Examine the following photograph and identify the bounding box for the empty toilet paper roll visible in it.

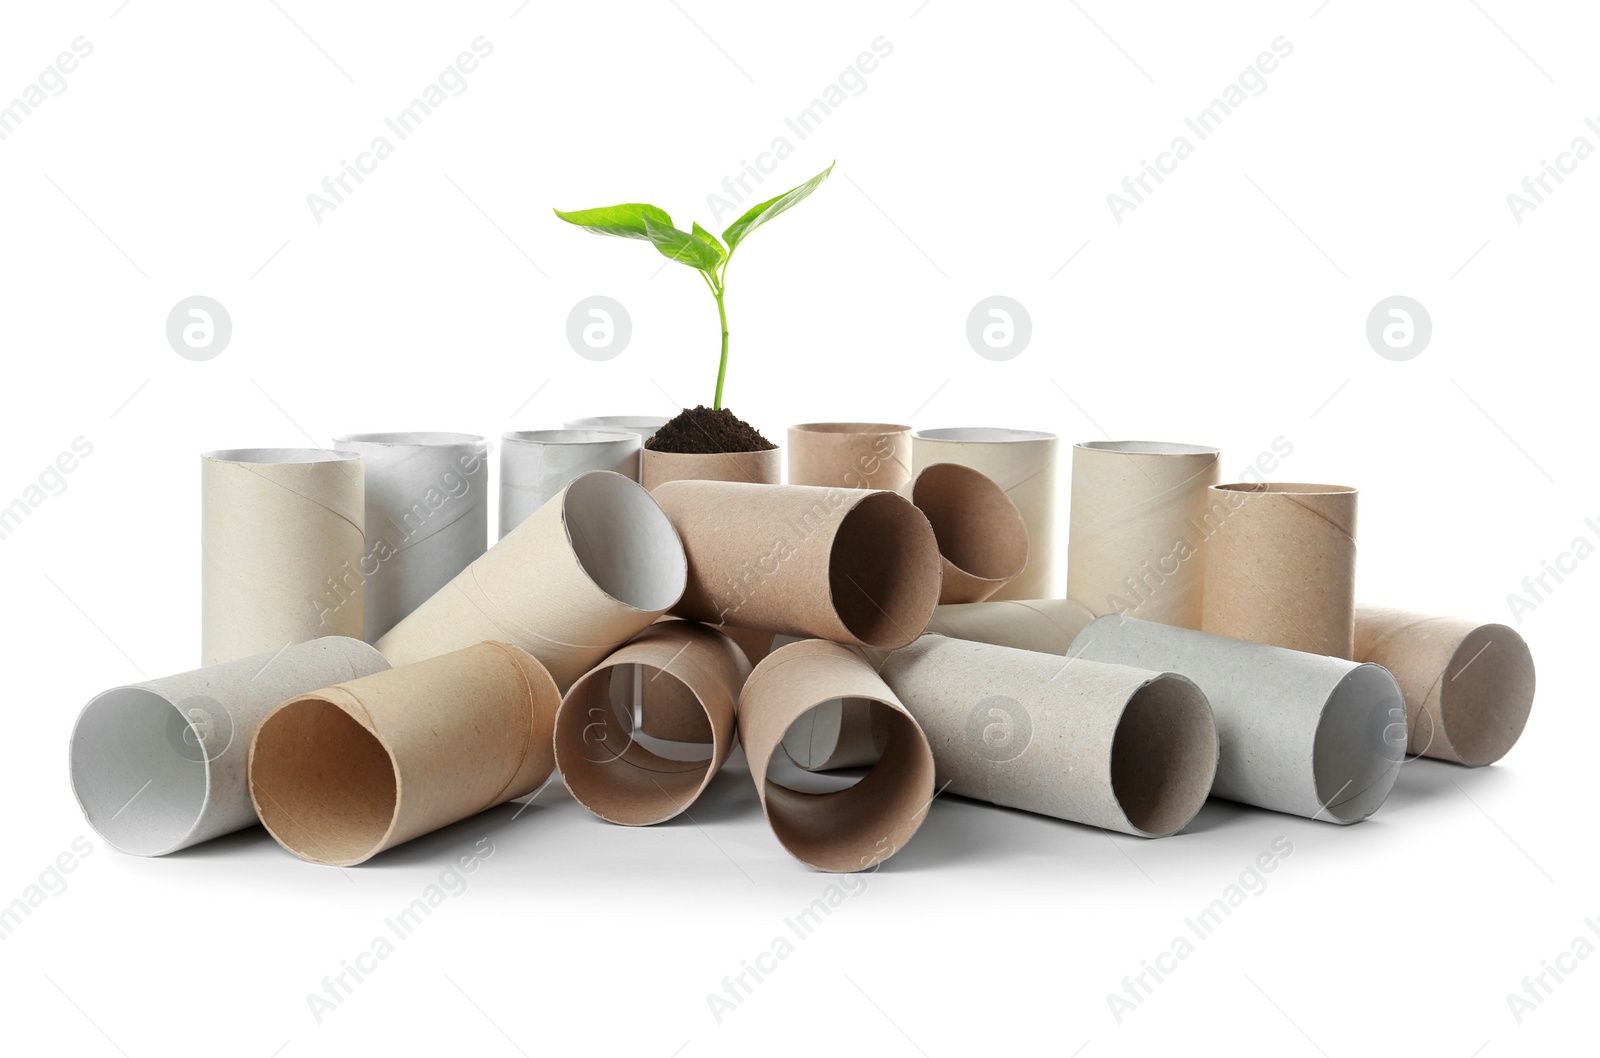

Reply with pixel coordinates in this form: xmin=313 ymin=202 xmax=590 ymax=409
xmin=554 ymin=622 xmax=751 ymax=825
xmin=1353 ymin=605 xmax=1536 ymax=766
xmin=925 ymin=598 xmax=1097 ymax=655
xmin=787 ymin=422 xmax=912 ymax=492
xmin=781 ymin=698 xmax=886 ymax=772
xmin=331 ymin=432 xmax=489 ymax=642
xmin=201 ymin=448 xmax=366 ymax=665
xmin=1067 ymin=441 xmax=1220 ymax=628
xmin=250 ymin=641 xmax=559 ymax=866
xmin=375 ymin=471 xmax=687 ymax=689
xmin=740 ymin=640 xmax=935 ymax=871
xmin=879 ymin=635 xmax=1217 ymax=837
xmin=69 ymin=637 xmax=389 ymax=856
xmin=635 ymin=618 xmax=772 ymax=742
xmin=908 ymin=462 xmax=1029 ymax=604
xmin=651 ymin=480 xmax=941 ymax=650
xmin=1201 ymin=482 xmax=1358 ymax=658
xmin=500 ymin=429 xmax=641 ymax=538
xmin=912 ymin=428 xmax=1058 ymax=600
xmin=1068 ymin=615 xmax=1404 ymax=823
xmin=564 ymin=415 xmax=670 ymax=440
xmin=640 ymin=447 xmax=781 ymax=491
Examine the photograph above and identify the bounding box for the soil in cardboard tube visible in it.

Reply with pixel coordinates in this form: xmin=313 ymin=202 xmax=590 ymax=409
xmin=645 ymin=406 xmax=777 ymax=454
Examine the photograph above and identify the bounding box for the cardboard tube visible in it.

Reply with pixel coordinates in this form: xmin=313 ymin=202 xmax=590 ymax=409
xmin=564 ymin=415 xmax=669 ymax=440
xmin=787 ymin=422 xmax=912 ymax=492
xmin=879 ymin=635 xmax=1216 ymax=837
xmin=1353 ymin=605 xmax=1535 ymax=766
xmin=1201 ymin=482 xmax=1358 ymax=658
xmin=925 ymin=598 xmax=1097 ymax=655
xmin=911 ymin=428 xmax=1058 ymax=600
xmin=740 ymin=640 xmax=935 ymax=871
xmin=201 ymin=448 xmax=365 ymax=665
xmin=1067 ymin=440 xmax=1220 ymax=628
xmin=1069 ymin=615 xmax=1404 ymax=823
xmin=640 ymin=447 xmax=781 ymax=491
xmin=331 ymin=432 xmax=489 ymax=642
xmin=375 ymin=471 xmax=687 ymax=689
xmin=250 ymin=641 xmax=559 ymax=866
xmin=636 ymin=619 xmax=772 ymax=742
xmin=500 ymin=429 xmax=641 ymax=538
xmin=554 ymin=622 xmax=750 ymax=825
xmin=651 ymin=480 xmax=941 ymax=649
xmin=68 ymin=637 xmax=390 ymax=857
xmin=908 ymin=462 xmax=1028 ymax=604
xmin=781 ymin=698 xmax=886 ymax=771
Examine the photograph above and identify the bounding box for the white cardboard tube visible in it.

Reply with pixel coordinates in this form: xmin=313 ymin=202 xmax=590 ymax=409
xmin=908 ymin=462 xmax=1029 ymax=604
xmin=787 ymin=422 xmax=913 ymax=492
xmin=1353 ymin=605 xmax=1535 ymax=766
xmin=563 ymin=415 xmax=670 ymax=439
xmin=331 ymin=432 xmax=489 ymax=642
xmin=925 ymin=598 xmax=1098 ymax=655
xmin=911 ymin=427 xmax=1058 ymax=600
xmin=739 ymin=640 xmax=935 ymax=872
xmin=68 ymin=637 xmax=389 ymax=856
xmin=1068 ymin=615 xmax=1404 ymax=823
xmin=554 ymin=622 xmax=750 ymax=825
xmin=375 ymin=471 xmax=687 ymax=689
xmin=201 ymin=448 xmax=366 ymax=665
xmin=250 ymin=642 xmax=559 ymax=866
xmin=500 ymin=429 xmax=641 ymax=539
xmin=1067 ymin=440 xmax=1220 ymax=627
xmin=879 ymin=635 xmax=1218 ymax=837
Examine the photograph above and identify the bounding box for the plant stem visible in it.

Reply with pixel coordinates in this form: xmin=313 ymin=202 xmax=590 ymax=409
xmin=712 ymin=275 xmax=729 ymax=410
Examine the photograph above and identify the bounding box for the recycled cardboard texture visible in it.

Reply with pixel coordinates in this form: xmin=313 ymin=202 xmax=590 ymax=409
xmin=555 ymin=622 xmax=751 ymax=825
xmin=1201 ymin=482 xmax=1358 ymax=658
xmin=375 ymin=471 xmax=687 ymax=690
xmin=641 ymin=447 xmax=781 ymax=491
xmin=1069 ymin=615 xmax=1404 ymax=823
xmin=781 ymin=697 xmax=886 ymax=771
xmin=1067 ymin=441 xmax=1220 ymax=628
xmin=331 ymin=432 xmax=489 ymax=642
xmin=739 ymin=640 xmax=934 ymax=871
xmin=250 ymin=641 xmax=559 ymax=866
xmin=69 ymin=637 xmax=390 ymax=857
xmin=880 ymin=635 xmax=1217 ymax=837
xmin=651 ymin=480 xmax=941 ymax=650
xmin=912 ymin=428 xmax=1058 ymax=600
xmin=787 ymin=422 xmax=912 ymax=492
xmin=636 ymin=618 xmax=771 ymax=742
xmin=500 ymin=429 xmax=641 ymax=539
xmin=1353 ymin=605 xmax=1535 ymax=766
xmin=925 ymin=598 xmax=1097 ymax=655
xmin=909 ymin=462 xmax=1029 ymax=604
xmin=201 ymin=448 xmax=365 ymax=665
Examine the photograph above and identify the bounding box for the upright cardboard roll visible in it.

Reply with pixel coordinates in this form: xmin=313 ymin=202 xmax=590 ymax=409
xmin=500 ymin=429 xmax=640 ymax=538
xmin=787 ymin=422 xmax=912 ymax=492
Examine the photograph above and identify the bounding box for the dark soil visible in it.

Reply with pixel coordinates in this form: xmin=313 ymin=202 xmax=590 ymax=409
xmin=645 ymin=406 xmax=777 ymax=454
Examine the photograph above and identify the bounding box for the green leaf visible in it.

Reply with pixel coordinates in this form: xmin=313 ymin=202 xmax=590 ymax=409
xmin=643 ymin=213 xmax=723 ymax=272
xmin=692 ymin=221 xmax=727 ymax=263
xmin=553 ymin=202 xmax=673 ymax=240
xmin=721 ymin=161 xmax=834 ymax=252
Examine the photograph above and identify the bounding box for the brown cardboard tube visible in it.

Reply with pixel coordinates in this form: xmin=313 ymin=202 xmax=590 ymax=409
xmin=879 ymin=635 xmax=1217 ymax=837
xmin=781 ymin=697 xmax=887 ymax=771
xmin=1067 ymin=440 xmax=1220 ymax=628
xmin=1353 ymin=605 xmax=1535 ymax=766
xmin=740 ymin=640 xmax=934 ymax=871
xmin=636 ymin=619 xmax=771 ymax=742
xmin=925 ymin=598 xmax=1097 ymax=655
xmin=640 ymin=448 xmax=781 ymax=491
xmin=1201 ymin=482 xmax=1358 ymax=658
xmin=374 ymin=471 xmax=686 ymax=689
xmin=787 ymin=423 xmax=912 ymax=492
xmin=908 ymin=462 xmax=1029 ymax=604
xmin=554 ymin=622 xmax=750 ymax=825
xmin=249 ymin=642 xmax=559 ymax=866
xmin=651 ymin=481 xmax=941 ymax=650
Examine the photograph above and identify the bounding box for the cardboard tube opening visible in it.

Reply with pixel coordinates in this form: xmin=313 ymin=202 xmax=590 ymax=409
xmin=912 ymin=462 xmax=1028 ymax=596
xmin=781 ymin=697 xmax=885 ymax=772
xmin=1110 ymin=676 xmax=1217 ymax=837
xmin=828 ymin=491 xmax=942 ymax=646
xmin=1438 ymin=625 xmax=1535 ymax=765
xmin=1314 ymin=664 xmax=1404 ymax=823
xmin=335 ymin=431 xmax=483 ymax=446
xmin=1215 ymin=482 xmax=1356 ymax=496
xmin=564 ymin=415 xmax=670 ymax=436
xmin=70 ymin=690 xmax=208 ymax=856
xmin=1078 ymin=440 xmax=1220 ymax=457
xmin=507 ymin=428 xmax=637 ymax=445
xmin=251 ymin=698 xmax=399 ymax=864
xmin=764 ymin=704 xmax=931 ymax=872
xmin=202 ymin=447 xmax=359 ymax=464
xmin=565 ymin=471 xmax=686 ymax=612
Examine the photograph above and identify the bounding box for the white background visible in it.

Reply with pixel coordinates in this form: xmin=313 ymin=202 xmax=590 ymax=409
xmin=2 ymin=1 xmax=1595 ymax=1055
